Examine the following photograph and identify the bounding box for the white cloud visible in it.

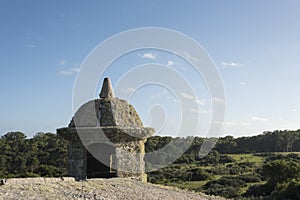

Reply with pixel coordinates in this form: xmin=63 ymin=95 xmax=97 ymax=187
xmin=59 ymin=59 xmax=66 ymax=65
xmin=240 ymin=82 xmax=245 ymax=85
xmin=139 ymin=52 xmax=156 ymax=59
xmin=251 ymin=116 xmax=269 ymax=122
xmin=214 ymin=120 xmax=250 ymax=127
xmin=180 ymin=92 xmax=194 ymax=100
xmin=150 ymin=91 xmax=177 ymax=103
xmin=212 ymin=97 xmax=225 ymax=104
xmin=182 ymin=51 xmax=199 ymax=62
xmin=289 ymin=108 xmax=297 ymax=112
xmin=173 ymin=98 xmax=179 ymax=103
xmin=190 ymin=108 xmax=209 ymax=115
xmin=181 ymin=92 xmax=205 ymax=105
xmin=167 ymin=60 xmax=175 ymax=66
xmin=225 ymin=121 xmax=250 ymax=127
xmin=120 ymin=87 xmax=135 ymax=93
xmin=195 ymin=98 xmax=206 ymax=106
xmin=221 ymin=62 xmax=243 ymax=68
xmin=25 ymin=44 xmax=36 ymax=48
xmin=190 ymin=108 xmax=198 ymax=113
xmin=59 ymin=67 xmax=80 ymax=75
xmin=72 ymin=68 xmax=80 ymax=72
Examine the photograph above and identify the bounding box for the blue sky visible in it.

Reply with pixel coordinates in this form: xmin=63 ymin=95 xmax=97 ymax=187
xmin=0 ymin=0 xmax=300 ymax=137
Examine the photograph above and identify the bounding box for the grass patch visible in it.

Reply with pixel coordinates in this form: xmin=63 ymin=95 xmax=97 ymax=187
xmin=228 ymin=154 xmax=265 ymax=165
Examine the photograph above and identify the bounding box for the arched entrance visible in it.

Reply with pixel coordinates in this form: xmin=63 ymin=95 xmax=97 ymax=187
xmin=86 ymin=143 xmax=117 ymax=178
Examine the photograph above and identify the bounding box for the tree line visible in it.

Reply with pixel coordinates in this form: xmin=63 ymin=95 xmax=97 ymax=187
xmin=0 ymin=129 xmax=300 ymax=199
xmin=0 ymin=132 xmax=67 ymax=178
xmin=145 ymin=129 xmax=300 ymax=165
xmin=0 ymin=129 xmax=299 ymax=178
xmin=148 ymin=129 xmax=300 ymax=154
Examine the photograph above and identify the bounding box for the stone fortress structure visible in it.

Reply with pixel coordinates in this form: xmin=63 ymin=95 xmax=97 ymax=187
xmin=57 ymin=78 xmax=155 ymax=182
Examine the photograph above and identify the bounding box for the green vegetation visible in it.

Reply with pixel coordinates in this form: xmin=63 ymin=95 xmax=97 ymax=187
xmin=147 ymin=151 xmax=300 ymax=199
xmin=0 ymin=132 xmax=67 ymax=178
xmin=145 ymin=129 xmax=300 ymax=199
xmin=1 ymin=129 xmax=300 ymax=199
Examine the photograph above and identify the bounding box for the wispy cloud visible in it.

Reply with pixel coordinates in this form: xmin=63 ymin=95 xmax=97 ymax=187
xmin=120 ymin=87 xmax=135 ymax=93
xmin=25 ymin=44 xmax=37 ymax=48
xmin=212 ymin=97 xmax=225 ymax=104
xmin=190 ymin=108 xmax=198 ymax=114
xmin=195 ymin=98 xmax=206 ymax=105
xmin=139 ymin=52 xmax=156 ymax=59
xmin=180 ymin=92 xmax=206 ymax=105
xmin=190 ymin=108 xmax=210 ymax=114
xmin=181 ymin=92 xmax=194 ymax=100
xmin=150 ymin=90 xmax=173 ymax=101
xmin=213 ymin=120 xmax=249 ymax=127
xmin=182 ymin=51 xmax=199 ymax=62
xmin=224 ymin=121 xmax=250 ymax=127
xmin=221 ymin=62 xmax=243 ymax=68
xmin=167 ymin=60 xmax=175 ymax=66
xmin=59 ymin=68 xmax=80 ymax=75
xmin=59 ymin=59 xmax=66 ymax=65
xmin=239 ymin=82 xmax=246 ymax=86
xmin=251 ymin=116 xmax=269 ymax=122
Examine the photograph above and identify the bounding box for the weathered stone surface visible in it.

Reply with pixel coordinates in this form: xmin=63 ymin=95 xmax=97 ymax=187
xmin=1 ymin=177 xmax=75 ymax=185
xmin=100 ymin=77 xmax=115 ymax=98
xmin=57 ymin=78 xmax=155 ymax=182
xmin=68 ymin=98 xmax=143 ymax=128
xmin=0 ymin=178 xmax=224 ymax=200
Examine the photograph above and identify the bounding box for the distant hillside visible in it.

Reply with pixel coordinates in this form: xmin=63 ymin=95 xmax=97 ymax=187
xmin=0 ymin=177 xmax=224 ymax=200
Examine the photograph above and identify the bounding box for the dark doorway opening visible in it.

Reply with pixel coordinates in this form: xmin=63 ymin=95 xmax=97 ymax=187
xmin=86 ymin=143 xmax=117 ymax=178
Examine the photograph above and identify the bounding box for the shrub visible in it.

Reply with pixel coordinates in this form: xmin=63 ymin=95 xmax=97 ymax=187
xmin=203 ymin=176 xmax=246 ymax=198
xmin=34 ymin=165 xmax=66 ymax=177
xmin=15 ymin=172 xmax=40 ymax=178
xmin=219 ymin=154 xmax=235 ymax=163
xmin=237 ymin=173 xmax=262 ymax=183
xmin=244 ymin=183 xmax=274 ymax=197
xmin=188 ymin=168 xmax=212 ymax=181
xmin=266 ymin=179 xmax=300 ymax=200
xmin=262 ymin=160 xmax=300 ymax=184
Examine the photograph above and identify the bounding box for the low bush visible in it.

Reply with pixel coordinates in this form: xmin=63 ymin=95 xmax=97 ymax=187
xmin=203 ymin=176 xmax=246 ymax=198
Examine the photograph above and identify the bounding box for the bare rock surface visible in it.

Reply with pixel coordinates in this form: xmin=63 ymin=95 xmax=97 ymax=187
xmin=0 ymin=178 xmax=224 ymax=200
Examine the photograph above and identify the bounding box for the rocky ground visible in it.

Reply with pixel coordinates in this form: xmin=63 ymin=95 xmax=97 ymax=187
xmin=0 ymin=177 xmax=224 ymax=200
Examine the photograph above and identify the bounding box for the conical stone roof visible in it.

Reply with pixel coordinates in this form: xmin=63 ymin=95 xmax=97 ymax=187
xmin=69 ymin=78 xmax=143 ymax=128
